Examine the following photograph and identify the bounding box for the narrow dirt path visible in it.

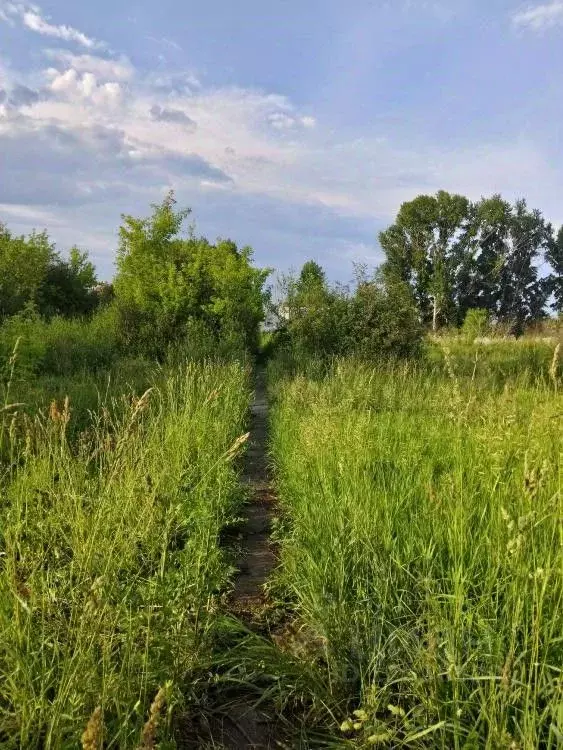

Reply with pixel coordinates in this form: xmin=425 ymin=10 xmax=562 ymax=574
xmin=230 ymin=369 xmax=277 ymax=620
xmin=200 ymin=369 xmax=282 ymax=749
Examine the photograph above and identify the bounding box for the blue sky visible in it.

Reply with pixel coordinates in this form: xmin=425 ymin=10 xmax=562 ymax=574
xmin=1 ymin=0 xmax=562 ymax=280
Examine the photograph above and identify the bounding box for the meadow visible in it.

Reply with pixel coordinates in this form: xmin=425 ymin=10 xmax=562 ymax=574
xmin=269 ymin=344 xmax=562 ymax=747
xmin=0 ymin=353 xmax=250 ymax=748
xmin=1 ymin=196 xmax=562 ymax=747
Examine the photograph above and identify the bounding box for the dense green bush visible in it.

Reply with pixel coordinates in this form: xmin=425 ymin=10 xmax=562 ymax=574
xmin=114 ymin=193 xmax=270 ymax=359
xmin=273 ymin=262 xmax=423 ymax=367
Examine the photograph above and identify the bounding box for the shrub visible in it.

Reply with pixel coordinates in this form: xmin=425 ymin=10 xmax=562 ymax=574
xmin=461 ymin=308 xmax=490 ymax=340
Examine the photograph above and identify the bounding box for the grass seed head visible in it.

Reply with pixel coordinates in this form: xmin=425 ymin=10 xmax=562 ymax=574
xmin=225 ymin=431 xmax=250 ymax=461
xmin=138 ymin=685 xmax=168 ymax=749
xmin=548 ymin=342 xmax=560 ymax=384
xmin=81 ymin=706 xmax=103 ymax=750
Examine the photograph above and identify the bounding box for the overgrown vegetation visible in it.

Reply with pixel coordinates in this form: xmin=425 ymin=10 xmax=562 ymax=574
xmin=1 ymin=188 xmax=562 ymax=748
xmin=0 ymin=360 xmax=250 ymax=748
xmin=269 ymin=351 xmax=562 ymax=748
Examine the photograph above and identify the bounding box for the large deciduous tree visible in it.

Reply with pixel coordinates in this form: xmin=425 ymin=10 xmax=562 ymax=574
xmin=379 ymin=191 xmax=470 ymax=329
xmin=380 ymin=193 xmax=554 ymax=332
xmin=459 ymin=197 xmax=551 ymax=333
xmin=0 ymin=223 xmax=54 ymax=319
xmin=0 ymin=223 xmax=98 ymax=321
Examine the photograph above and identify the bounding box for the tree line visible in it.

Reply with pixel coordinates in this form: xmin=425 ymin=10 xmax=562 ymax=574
xmin=1 ymin=190 xmax=561 ymax=371
xmin=0 ymin=193 xmax=269 ymax=367
xmin=380 ymin=191 xmax=563 ymax=333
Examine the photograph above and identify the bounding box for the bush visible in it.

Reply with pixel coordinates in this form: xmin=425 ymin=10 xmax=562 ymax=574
xmin=274 ymin=264 xmax=423 ymax=369
xmin=461 ymin=308 xmax=490 ymax=340
xmin=0 ymin=308 xmax=47 ymax=381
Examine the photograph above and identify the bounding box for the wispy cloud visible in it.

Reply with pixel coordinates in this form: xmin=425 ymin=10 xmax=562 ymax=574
xmin=1 ymin=3 xmax=104 ymax=48
xmin=22 ymin=9 xmax=100 ymax=47
xmin=512 ymin=1 xmax=563 ymax=30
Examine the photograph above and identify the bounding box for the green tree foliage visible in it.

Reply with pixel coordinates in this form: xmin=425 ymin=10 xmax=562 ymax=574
xmin=113 ymin=193 xmax=270 ymax=357
xmin=0 ymin=222 xmax=98 ymax=320
xmin=0 ymin=223 xmax=53 ymax=319
xmin=278 ymin=261 xmax=422 ymax=362
xmin=281 ymin=261 xmax=348 ymax=359
xmin=349 ymin=271 xmax=423 ymax=359
xmin=380 ymin=192 xmax=554 ymax=332
xmin=546 ymin=226 xmax=563 ymax=314
xmin=461 ymin=197 xmax=551 ymax=333
xmin=379 ymin=191 xmax=470 ymax=329
xmin=40 ymin=247 xmax=98 ymax=317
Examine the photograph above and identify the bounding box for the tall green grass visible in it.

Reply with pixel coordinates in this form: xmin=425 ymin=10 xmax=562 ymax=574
xmin=270 ymin=355 xmax=562 ymax=748
xmin=0 ymin=360 xmax=250 ymax=748
xmin=0 ymin=307 xmax=122 ymax=380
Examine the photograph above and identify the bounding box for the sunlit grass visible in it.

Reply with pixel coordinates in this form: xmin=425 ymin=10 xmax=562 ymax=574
xmin=270 ymin=353 xmax=563 ymax=748
xmin=0 ymin=360 xmax=250 ymax=748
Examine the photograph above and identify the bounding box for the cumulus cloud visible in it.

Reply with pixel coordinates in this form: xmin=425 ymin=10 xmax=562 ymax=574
xmin=2 ymin=0 xmax=562 ymax=278
xmin=47 ymin=68 xmax=122 ymax=105
xmin=0 ymin=118 xmax=231 ymax=213
xmin=149 ymin=104 xmax=197 ymax=128
xmin=512 ymin=1 xmax=563 ymax=30
xmin=44 ymin=50 xmax=133 ymax=81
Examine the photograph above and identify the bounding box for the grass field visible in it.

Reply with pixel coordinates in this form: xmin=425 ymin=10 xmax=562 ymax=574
xmin=0 ymin=360 xmax=250 ymax=748
xmin=1 ymin=335 xmax=561 ymax=748
xmin=270 ymin=349 xmax=562 ymax=747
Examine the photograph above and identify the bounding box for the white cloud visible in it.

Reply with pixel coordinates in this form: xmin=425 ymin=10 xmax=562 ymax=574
xmin=512 ymin=1 xmax=563 ymax=30
xmin=301 ymin=116 xmax=316 ymax=128
xmin=2 ymin=10 xmax=562 ymax=274
xmin=267 ymin=111 xmax=297 ymax=129
xmin=44 ymin=50 xmax=133 ymax=80
xmin=47 ymin=68 xmax=122 ymax=105
xmin=11 ymin=63 xmax=562 ymax=228
xmin=22 ymin=9 xmax=102 ymax=48
xmin=267 ymin=111 xmax=317 ymax=130
xmin=1 ymin=3 xmax=104 ymax=48
xmin=0 ymin=202 xmax=64 ymax=225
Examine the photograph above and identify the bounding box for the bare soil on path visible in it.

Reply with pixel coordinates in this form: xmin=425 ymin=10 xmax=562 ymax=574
xmin=230 ymin=370 xmax=277 ymax=619
xmin=201 ymin=369 xmax=283 ymax=749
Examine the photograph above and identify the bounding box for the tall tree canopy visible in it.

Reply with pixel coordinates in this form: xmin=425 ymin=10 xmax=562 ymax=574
xmin=379 ymin=190 xmax=470 ymax=329
xmin=380 ymin=192 xmax=555 ymax=332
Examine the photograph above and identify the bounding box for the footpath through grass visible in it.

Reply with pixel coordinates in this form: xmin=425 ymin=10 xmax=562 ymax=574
xmin=269 ymin=355 xmax=562 ymax=748
xmin=0 ymin=360 xmax=250 ymax=748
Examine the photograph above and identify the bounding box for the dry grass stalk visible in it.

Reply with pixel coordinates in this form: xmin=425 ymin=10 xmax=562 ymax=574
xmin=137 ymin=686 xmax=168 ymax=750
xmin=549 ymin=343 xmax=560 ymax=386
xmin=81 ymin=706 xmax=103 ymax=750
xmin=225 ymin=431 xmax=250 ymax=461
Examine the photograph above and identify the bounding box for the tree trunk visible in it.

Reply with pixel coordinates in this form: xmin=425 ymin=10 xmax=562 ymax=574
xmin=432 ymin=295 xmax=438 ymax=332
